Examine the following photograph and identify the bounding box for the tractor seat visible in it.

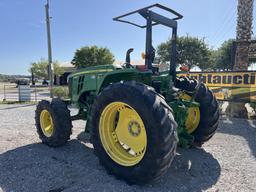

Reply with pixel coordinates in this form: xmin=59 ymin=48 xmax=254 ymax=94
xmin=136 ymin=65 xmax=147 ymax=71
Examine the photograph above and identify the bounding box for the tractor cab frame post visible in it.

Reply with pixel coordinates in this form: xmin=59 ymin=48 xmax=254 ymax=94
xmin=113 ymin=3 xmax=183 ymax=80
xmin=170 ymin=27 xmax=177 ymax=81
xmin=144 ymin=10 xmax=153 ymax=70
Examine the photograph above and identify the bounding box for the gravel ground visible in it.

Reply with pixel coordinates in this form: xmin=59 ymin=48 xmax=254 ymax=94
xmin=0 ymin=104 xmax=255 ymax=192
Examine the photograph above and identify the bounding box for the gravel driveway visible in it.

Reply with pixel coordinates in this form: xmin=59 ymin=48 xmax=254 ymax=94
xmin=0 ymin=104 xmax=255 ymax=192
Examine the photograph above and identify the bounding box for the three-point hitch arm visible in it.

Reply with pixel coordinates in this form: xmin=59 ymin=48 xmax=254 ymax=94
xmin=113 ymin=3 xmax=183 ymax=81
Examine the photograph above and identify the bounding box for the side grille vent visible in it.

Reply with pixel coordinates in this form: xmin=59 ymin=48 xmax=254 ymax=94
xmin=77 ymin=76 xmax=85 ymax=94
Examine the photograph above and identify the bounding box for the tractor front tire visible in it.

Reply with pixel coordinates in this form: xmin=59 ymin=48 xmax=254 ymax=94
xmin=91 ymin=81 xmax=178 ymax=184
xmin=175 ymin=77 xmax=219 ymax=146
xmin=35 ymin=98 xmax=72 ymax=147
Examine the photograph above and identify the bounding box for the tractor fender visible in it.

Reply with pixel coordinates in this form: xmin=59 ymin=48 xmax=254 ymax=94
xmin=96 ymin=70 xmax=152 ymax=94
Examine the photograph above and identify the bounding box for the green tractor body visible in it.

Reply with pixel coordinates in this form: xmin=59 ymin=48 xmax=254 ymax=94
xmin=68 ymin=63 xmax=202 ymax=147
xmin=68 ymin=65 xmax=172 ymax=106
xmin=68 ymin=65 xmax=152 ymax=106
xmin=35 ymin=4 xmax=219 ymax=184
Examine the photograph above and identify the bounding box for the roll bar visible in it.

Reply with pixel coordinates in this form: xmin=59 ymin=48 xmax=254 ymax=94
xmin=113 ymin=4 xmax=183 ymax=80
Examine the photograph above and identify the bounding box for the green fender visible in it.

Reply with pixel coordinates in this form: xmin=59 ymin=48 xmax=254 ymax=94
xmin=96 ymin=69 xmax=152 ymax=94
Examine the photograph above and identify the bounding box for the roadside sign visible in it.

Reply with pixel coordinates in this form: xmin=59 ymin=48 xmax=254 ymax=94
xmin=178 ymin=71 xmax=256 ymax=103
xmin=18 ymin=85 xmax=31 ymax=102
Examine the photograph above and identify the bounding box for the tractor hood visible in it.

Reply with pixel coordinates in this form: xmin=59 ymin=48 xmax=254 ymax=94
xmin=67 ymin=64 xmax=122 ymax=84
xmin=68 ymin=65 xmax=117 ymax=79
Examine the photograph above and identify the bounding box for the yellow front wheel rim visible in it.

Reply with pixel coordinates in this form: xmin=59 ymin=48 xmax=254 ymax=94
xmin=186 ymin=106 xmax=200 ymax=134
xmin=40 ymin=110 xmax=54 ymax=137
xmin=181 ymin=94 xmax=201 ymax=134
xmin=99 ymin=102 xmax=147 ymax=167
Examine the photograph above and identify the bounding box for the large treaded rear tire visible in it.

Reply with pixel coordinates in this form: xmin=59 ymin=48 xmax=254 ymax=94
xmin=35 ymin=98 xmax=72 ymax=147
xmin=91 ymin=81 xmax=178 ymax=184
xmin=175 ymin=76 xmax=219 ymax=146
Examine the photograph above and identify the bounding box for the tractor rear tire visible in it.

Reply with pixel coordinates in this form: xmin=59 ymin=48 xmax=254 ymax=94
xmin=175 ymin=76 xmax=219 ymax=146
xmin=35 ymin=98 xmax=72 ymax=147
xmin=91 ymin=81 xmax=178 ymax=184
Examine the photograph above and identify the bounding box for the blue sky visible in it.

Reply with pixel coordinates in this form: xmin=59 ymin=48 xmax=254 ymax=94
xmin=0 ymin=0 xmax=255 ymax=75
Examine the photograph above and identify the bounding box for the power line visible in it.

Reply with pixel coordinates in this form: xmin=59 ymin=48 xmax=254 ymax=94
xmin=211 ymin=1 xmax=237 ymax=47
xmin=211 ymin=2 xmax=236 ymax=41
xmin=214 ymin=9 xmax=237 ymax=46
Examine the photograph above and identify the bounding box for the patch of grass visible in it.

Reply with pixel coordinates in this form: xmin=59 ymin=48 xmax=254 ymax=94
xmin=0 ymin=100 xmax=37 ymax=105
xmin=52 ymin=86 xmax=69 ymax=99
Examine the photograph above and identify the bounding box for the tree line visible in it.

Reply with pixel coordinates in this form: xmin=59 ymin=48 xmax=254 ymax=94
xmin=157 ymin=36 xmax=236 ymax=71
xmin=29 ymin=35 xmax=254 ymax=79
xmin=29 ymin=46 xmax=115 ymax=79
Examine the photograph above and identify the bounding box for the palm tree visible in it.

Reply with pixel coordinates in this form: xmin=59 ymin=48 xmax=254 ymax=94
xmin=229 ymin=0 xmax=254 ymax=118
xmin=234 ymin=0 xmax=254 ymax=70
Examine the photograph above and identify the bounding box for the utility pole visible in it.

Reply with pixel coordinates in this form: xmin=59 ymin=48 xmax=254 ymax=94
xmin=45 ymin=0 xmax=54 ymax=98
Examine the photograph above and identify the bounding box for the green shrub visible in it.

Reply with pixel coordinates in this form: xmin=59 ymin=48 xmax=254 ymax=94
xmin=52 ymin=86 xmax=69 ymax=99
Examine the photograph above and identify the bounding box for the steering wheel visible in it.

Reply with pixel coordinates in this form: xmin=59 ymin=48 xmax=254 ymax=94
xmin=123 ymin=62 xmax=135 ymax=68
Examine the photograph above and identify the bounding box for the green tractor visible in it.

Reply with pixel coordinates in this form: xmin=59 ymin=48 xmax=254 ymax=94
xmin=35 ymin=4 xmax=219 ymax=184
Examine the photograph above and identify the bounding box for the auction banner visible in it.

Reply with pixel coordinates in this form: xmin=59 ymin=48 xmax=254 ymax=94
xmin=178 ymin=71 xmax=256 ymax=103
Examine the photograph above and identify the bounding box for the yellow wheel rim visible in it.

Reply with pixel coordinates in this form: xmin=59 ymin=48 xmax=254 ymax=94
xmin=40 ymin=109 xmax=54 ymax=137
xmin=99 ymin=102 xmax=147 ymax=167
xmin=180 ymin=94 xmax=200 ymax=134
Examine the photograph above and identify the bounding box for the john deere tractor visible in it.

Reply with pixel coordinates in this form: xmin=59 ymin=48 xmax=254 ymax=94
xmin=35 ymin=4 xmax=219 ymax=184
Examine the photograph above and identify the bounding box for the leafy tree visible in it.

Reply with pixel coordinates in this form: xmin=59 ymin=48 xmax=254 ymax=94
xmin=29 ymin=59 xmax=64 ymax=79
xmin=157 ymin=35 xmax=211 ymax=70
xmin=211 ymin=39 xmax=234 ymax=71
xmin=71 ymin=46 xmax=115 ymax=68
xmin=212 ymin=38 xmax=256 ymax=71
